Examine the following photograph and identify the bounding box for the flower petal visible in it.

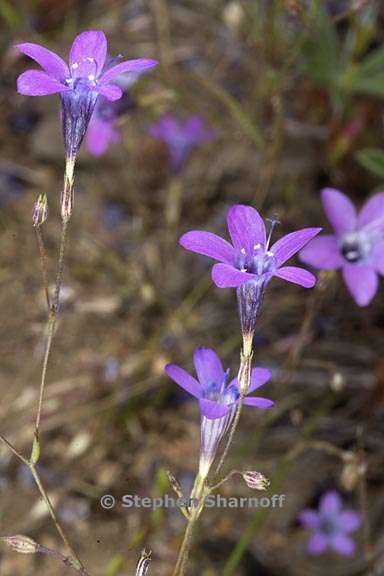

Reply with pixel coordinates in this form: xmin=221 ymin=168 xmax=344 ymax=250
xmin=371 ymin=239 xmax=384 ymax=275
xmin=299 ymin=510 xmax=321 ymax=529
xmin=271 ymin=228 xmax=322 ymax=267
xmin=179 ymin=231 xmax=235 ymax=264
xmin=229 ymin=368 xmax=272 ymax=394
xmin=16 ymin=42 xmax=69 ymax=80
xmin=69 ymin=30 xmax=107 ymax=77
xmin=95 ymin=84 xmax=122 ymax=101
xmin=193 ymin=348 xmax=224 ymax=388
xmin=226 ymin=205 xmax=266 ymax=253
xmin=212 ymin=263 xmax=256 ymax=288
xmin=184 ymin=116 xmax=216 ymax=142
xmin=274 ymin=266 xmax=317 ymax=288
xmin=243 ymin=396 xmax=274 ymax=409
xmin=339 ymin=511 xmax=361 ymax=533
xmin=321 ymin=188 xmax=357 ymax=234
xmin=86 ymin=118 xmax=120 ymax=157
xmin=320 ymin=490 xmax=342 ymax=516
xmin=199 ymin=398 xmax=231 ymax=419
xmin=248 ymin=368 xmax=272 ymax=393
xmin=329 ymin=534 xmax=355 ymax=556
xmin=165 ymin=364 xmax=201 ymax=398
xmin=307 ymin=532 xmax=327 ymax=555
xmin=100 ymin=59 xmax=158 ymax=84
xmin=358 ymin=191 xmax=384 ymax=229
xmin=17 ymin=70 xmax=69 ymax=96
xmin=299 ymin=234 xmax=344 ymax=270
xmin=342 ymin=264 xmax=378 ymax=306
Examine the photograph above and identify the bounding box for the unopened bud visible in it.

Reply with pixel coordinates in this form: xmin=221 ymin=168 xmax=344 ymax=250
xmin=136 ymin=549 xmax=151 ymax=576
xmin=1 ymin=535 xmax=39 ymax=555
xmin=32 ymin=194 xmax=48 ymax=227
xmin=242 ymin=471 xmax=270 ymax=490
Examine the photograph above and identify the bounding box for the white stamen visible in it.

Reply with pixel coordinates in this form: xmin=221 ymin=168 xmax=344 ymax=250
xmin=266 ymin=250 xmax=274 ymax=257
xmin=240 ymin=248 xmax=246 ymax=254
xmin=88 ymin=74 xmax=95 ymax=81
xmin=86 ymin=57 xmax=95 ymax=63
xmin=71 ymin=62 xmax=79 ymax=69
xmin=253 ymin=243 xmax=261 ymax=250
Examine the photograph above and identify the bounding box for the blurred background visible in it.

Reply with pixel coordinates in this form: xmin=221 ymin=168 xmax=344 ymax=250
xmin=1 ymin=0 xmax=384 ymax=574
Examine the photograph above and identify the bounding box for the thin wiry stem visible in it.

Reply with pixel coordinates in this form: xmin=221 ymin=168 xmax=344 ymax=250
xmin=35 ymin=226 xmax=51 ymax=311
xmin=0 ymin=433 xmax=28 ymax=465
xmin=214 ymin=345 xmax=252 ymax=477
xmin=172 ymin=474 xmax=208 ymax=576
xmin=29 ymin=465 xmax=89 ymax=575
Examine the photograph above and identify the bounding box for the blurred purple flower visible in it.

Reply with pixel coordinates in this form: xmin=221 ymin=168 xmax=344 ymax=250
xmin=180 ymin=204 xmax=321 ymax=335
xmin=165 ymin=347 xmax=273 ymax=474
xmin=16 ymin=31 xmax=157 ymax=158
xmin=300 ymin=490 xmax=361 ymax=556
xmin=300 ymin=188 xmax=384 ymax=306
xmin=149 ymin=114 xmax=215 ymax=173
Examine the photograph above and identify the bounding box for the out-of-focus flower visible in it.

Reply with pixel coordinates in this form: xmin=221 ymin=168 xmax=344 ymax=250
xmin=148 ymin=114 xmax=215 ymax=173
xmin=165 ymin=348 xmax=273 ymax=476
xmin=180 ymin=204 xmax=320 ymax=335
xmin=299 ymin=490 xmax=361 ymax=556
xmin=300 ymin=188 xmax=384 ymax=306
xmin=242 ymin=471 xmax=270 ymax=490
xmin=16 ymin=31 xmax=157 ymax=158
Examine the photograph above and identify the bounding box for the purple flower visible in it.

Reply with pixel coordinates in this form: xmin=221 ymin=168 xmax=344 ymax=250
xmin=179 ymin=205 xmax=321 ymax=335
xmin=165 ymin=347 xmax=273 ymax=418
xmin=16 ymin=31 xmax=157 ymax=158
xmin=165 ymin=347 xmax=273 ymax=475
xmin=300 ymin=490 xmax=361 ymax=556
xmin=149 ymin=114 xmax=215 ymax=173
xmin=299 ymin=188 xmax=384 ymax=306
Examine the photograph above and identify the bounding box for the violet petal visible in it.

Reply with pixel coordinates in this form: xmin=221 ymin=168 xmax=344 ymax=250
xmin=342 ymin=264 xmax=378 ymax=306
xmin=165 ymin=364 xmax=201 ymax=398
xmin=271 ymin=228 xmax=322 ymax=267
xmin=226 ymin=204 xmax=266 ymax=253
xmin=299 ymin=510 xmax=320 ymax=529
xmin=358 ymin=191 xmax=384 ymax=229
xmin=179 ymin=231 xmax=235 ymax=264
xmin=16 ymin=42 xmax=69 ymax=80
xmin=212 ymin=263 xmax=255 ymax=288
xmin=299 ymin=234 xmax=344 ymax=270
xmin=100 ymin=59 xmax=158 ymax=85
xmin=274 ymin=265 xmax=317 ymax=288
xmin=339 ymin=511 xmax=361 ymax=533
xmin=321 ymin=188 xmax=357 ymax=234
xmin=193 ymin=348 xmax=224 ymax=388
xmin=69 ymin=31 xmax=107 ymax=78
xmin=95 ymin=84 xmax=122 ymax=101
xmin=17 ymin=70 xmax=70 ymax=96
xmin=319 ymin=490 xmax=342 ymax=516
xmin=307 ymin=532 xmax=327 ymax=555
xmin=243 ymin=397 xmax=274 ymax=409
xmin=371 ymin=239 xmax=384 ymax=275
xmin=199 ymin=398 xmax=231 ymax=419
xmin=329 ymin=534 xmax=355 ymax=556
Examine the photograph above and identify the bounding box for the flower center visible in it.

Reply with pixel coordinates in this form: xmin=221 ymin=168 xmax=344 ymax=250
xmin=204 ymin=375 xmax=239 ymax=406
xmin=340 ymin=231 xmax=370 ymax=263
xmin=66 ymin=58 xmax=100 ymax=89
xmin=237 ymin=244 xmax=276 ymax=276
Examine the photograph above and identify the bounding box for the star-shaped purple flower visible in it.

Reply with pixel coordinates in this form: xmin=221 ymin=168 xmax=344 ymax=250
xmin=165 ymin=347 xmax=273 ymax=419
xmin=16 ymin=31 xmax=157 ymax=158
xmin=149 ymin=114 xmax=215 ymax=173
xmin=179 ymin=205 xmax=321 ymax=335
xmin=299 ymin=188 xmax=384 ymax=306
xmin=300 ymin=490 xmax=361 ymax=556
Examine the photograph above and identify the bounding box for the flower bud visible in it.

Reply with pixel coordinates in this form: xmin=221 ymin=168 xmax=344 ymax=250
xmin=1 ymin=535 xmax=39 ymax=554
xmin=242 ymin=471 xmax=270 ymax=490
xmin=136 ymin=549 xmax=151 ymax=576
xmin=32 ymin=194 xmax=48 ymax=227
